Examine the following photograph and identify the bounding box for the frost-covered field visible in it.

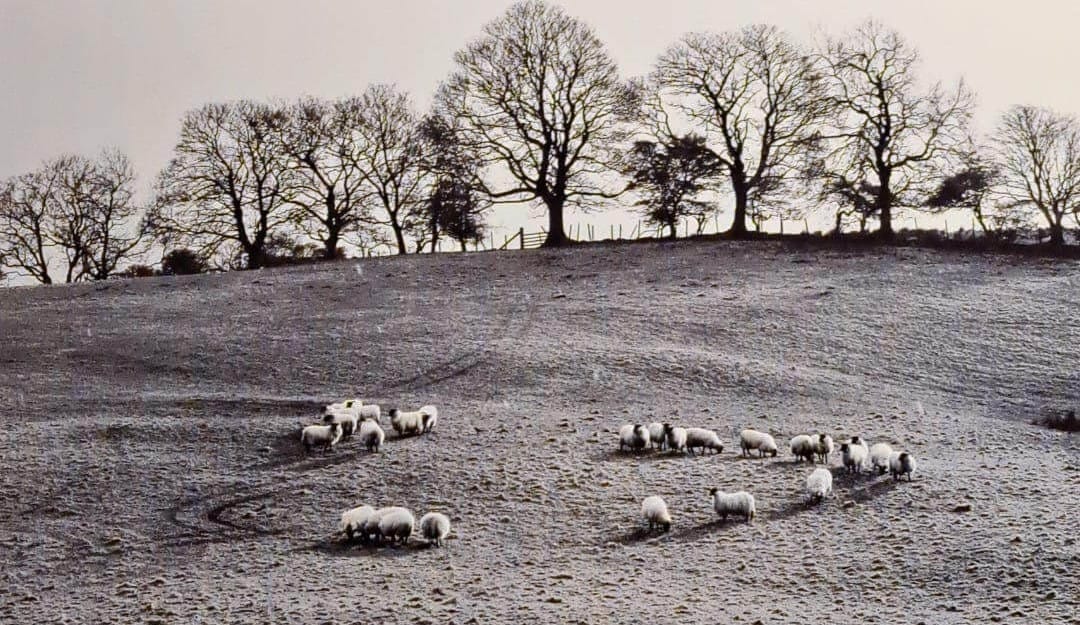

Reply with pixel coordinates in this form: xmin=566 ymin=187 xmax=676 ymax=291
xmin=0 ymin=240 xmax=1077 ymax=624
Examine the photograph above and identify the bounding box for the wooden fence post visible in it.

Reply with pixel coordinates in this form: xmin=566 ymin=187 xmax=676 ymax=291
xmin=519 ymin=227 xmax=525 ymax=250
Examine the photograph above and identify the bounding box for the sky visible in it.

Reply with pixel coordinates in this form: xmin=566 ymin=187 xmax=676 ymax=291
xmin=1 ymin=0 xmax=1079 ymax=250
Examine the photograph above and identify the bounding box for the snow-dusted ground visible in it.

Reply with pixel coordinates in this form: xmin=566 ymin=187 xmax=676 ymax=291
xmin=1 ymin=240 xmax=1077 ymax=624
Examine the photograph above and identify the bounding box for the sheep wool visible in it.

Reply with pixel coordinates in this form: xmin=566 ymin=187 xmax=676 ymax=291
xmin=323 ymin=408 xmax=360 ymax=438
xmin=419 ymin=512 xmax=451 ymax=547
xmin=619 ymin=424 xmax=650 ymax=452
xmin=790 ymin=435 xmax=816 ymax=463
xmin=647 ymin=422 xmax=666 ymax=450
xmin=840 ymin=441 xmax=869 ymax=474
xmin=641 ymin=496 xmax=672 ymax=532
xmin=806 ymin=468 xmax=833 ymax=504
xmin=389 ymin=408 xmax=426 ymax=436
xmin=340 ymin=505 xmax=376 ymax=542
xmin=300 ymin=423 xmax=341 ymax=452
xmin=419 ymin=405 xmax=438 ymax=433
xmin=664 ymin=424 xmax=688 ymax=454
xmin=869 ymin=443 xmax=894 ymax=475
xmin=377 ymin=507 xmax=415 ymax=545
xmin=685 ymin=427 xmax=724 ymax=456
xmin=889 ymin=452 xmax=917 ymax=481
xmin=814 ymin=434 xmax=835 ymax=464
xmin=740 ymin=429 xmax=779 ymax=458
xmin=359 ymin=419 xmax=385 ymax=453
xmin=710 ymin=488 xmax=756 ymax=522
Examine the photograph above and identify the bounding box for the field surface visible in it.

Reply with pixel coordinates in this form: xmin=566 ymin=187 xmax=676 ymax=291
xmin=1 ymin=240 xmax=1078 ymax=624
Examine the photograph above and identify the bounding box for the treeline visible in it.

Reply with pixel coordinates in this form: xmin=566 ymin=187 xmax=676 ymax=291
xmin=2 ymin=2 xmax=1079 ymax=283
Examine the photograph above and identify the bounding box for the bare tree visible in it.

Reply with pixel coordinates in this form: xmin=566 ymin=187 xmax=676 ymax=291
xmin=623 ymin=133 xmax=721 ymax=239
xmin=82 ymin=150 xmax=145 ymax=280
xmin=820 ymin=21 xmax=974 ymax=239
xmin=345 ymin=85 xmax=427 ymax=255
xmin=0 ymin=168 xmax=58 ymax=284
xmin=993 ymin=106 xmax=1080 ymax=246
xmin=280 ymin=97 xmax=375 ymax=259
xmin=413 ymin=114 xmax=490 ymax=253
xmin=651 ymin=25 xmax=831 ymax=238
xmin=928 ymin=154 xmax=1029 ymax=241
xmin=146 ymin=101 xmax=294 ymax=270
xmin=436 ymin=0 xmax=632 ymax=247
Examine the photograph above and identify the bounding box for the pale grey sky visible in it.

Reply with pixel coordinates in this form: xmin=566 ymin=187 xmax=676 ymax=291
xmin=1 ymin=0 xmax=1078 ymax=241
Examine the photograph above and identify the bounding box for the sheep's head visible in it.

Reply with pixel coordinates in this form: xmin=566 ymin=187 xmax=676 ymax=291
xmin=662 ymin=423 xmax=673 ymax=433
xmin=818 ymin=433 xmax=828 ymax=442
xmin=899 ymin=452 xmax=909 ymax=461
xmin=769 ymin=449 xmax=777 ymax=457
xmin=708 ymin=487 xmax=718 ymax=496
xmin=851 ymin=436 xmax=861 ymax=445
xmin=388 ymin=408 xmax=399 ymax=418
xmin=322 ymin=413 xmax=334 ymax=423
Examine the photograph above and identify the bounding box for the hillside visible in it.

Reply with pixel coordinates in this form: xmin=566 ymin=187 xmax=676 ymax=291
xmin=1 ymin=240 xmax=1078 ymax=624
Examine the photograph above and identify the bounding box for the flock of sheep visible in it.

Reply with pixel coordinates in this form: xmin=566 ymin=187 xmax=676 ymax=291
xmin=623 ymin=422 xmax=919 ymax=533
xmin=301 ymin=399 xmax=451 ymax=548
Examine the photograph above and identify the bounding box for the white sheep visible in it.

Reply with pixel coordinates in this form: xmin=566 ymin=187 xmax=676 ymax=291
xmin=619 ymin=424 xmax=650 ymax=452
xmin=739 ymin=429 xmax=778 ymax=458
xmin=814 ymin=434 xmax=835 ymax=464
xmin=806 ymin=468 xmax=833 ymax=504
xmin=840 ymin=441 xmax=869 ymax=474
xmin=685 ymin=427 xmax=724 ymax=456
xmin=339 ymin=505 xmax=376 ymax=542
xmin=790 ymin=435 xmax=816 ymax=463
xmin=358 ymin=404 xmax=381 ymax=423
xmin=889 ymin=451 xmax=917 ymax=481
xmin=664 ymin=424 xmax=688 ymax=454
xmin=300 ymin=422 xmax=341 ymax=453
xmin=323 ymin=408 xmax=360 ymax=438
xmin=647 ymin=422 xmax=666 ymax=450
xmin=324 ymin=399 xmax=363 ymax=417
xmin=419 ymin=512 xmax=451 ymax=547
xmin=358 ymin=419 xmax=385 ymax=453
xmin=389 ymin=406 xmax=434 ymax=437
xmin=361 ymin=507 xmax=388 ymax=542
xmin=641 ymin=495 xmax=672 ymax=532
xmin=377 ymin=506 xmax=415 ymax=545
xmin=869 ymin=443 xmax=894 ymax=475
xmin=710 ymin=488 xmax=756 ymax=522
xmin=419 ymin=405 xmax=438 ymax=433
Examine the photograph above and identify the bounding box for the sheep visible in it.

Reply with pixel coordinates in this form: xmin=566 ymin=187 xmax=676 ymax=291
xmin=641 ymin=496 xmax=672 ymax=532
xmin=419 ymin=405 xmax=438 ymax=433
xmin=339 ymin=505 xmax=376 ymax=542
xmin=322 ymin=408 xmax=360 ymax=438
xmin=324 ymin=399 xmax=363 ymax=417
xmin=358 ymin=419 xmax=385 ymax=453
xmin=300 ymin=422 xmax=341 ymax=453
xmin=358 ymin=403 xmax=381 ymax=423
xmin=889 ymin=451 xmax=917 ymax=481
xmin=647 ymin=422 xmax=666 ymax=450
xmin=419 ymin=512 xmax=451 ymax=547
xmin=739 ymin=429 xmax=778 ymax=458
xmin=840 ymin=441 xmax=869 ymax=474
xmin=664 ymin=423 xmax=688 ymax=454
xmin=806 ymin=468 xmax=833 ymax=504
xmin=869 ymin=443 xmax=893 ymax=475
xmin=685 ymin=427 xmax=724 ymax=456
xmin=619 ymin=424 xmax=650 ymax=452
xmin=790 ymin=435 xmax=816 ymax=463
xmin=710 ymin=488 xmax=756 ymax=522
xmin=389 ymin=407 xmax=433 ymax=437
xmin=814 ymin=434 xmax=835 ymax=464
xmin=361 ymin=507 xmax=389 ymax=543
xmin=377 ymin=506 xmax=415 ymax=545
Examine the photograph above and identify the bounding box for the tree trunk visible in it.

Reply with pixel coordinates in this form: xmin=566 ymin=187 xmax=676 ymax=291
xmin=1049 ymin=221 xmax=1065 ymax=246
xmin=833 ymin=211 xmax=843 ymax=237
xmin=247 ymin=248 xmax=265 ymax=270
xmin=459 ymin=240 xmax=467 ymax=252
xmin=668 ymin=222 xmax=678 ymax=240
xmin=728 ymin=184 xmax=749 ymax=238
xmin=876 ymin=171 xmax=894 ymax=241
xmin=391 ymin=223 xmax=408 ymax=255
xmin=542 ymin=198 xmax=569 ymax=247
xmin=323 ymin=229 xmax=340 ymax=260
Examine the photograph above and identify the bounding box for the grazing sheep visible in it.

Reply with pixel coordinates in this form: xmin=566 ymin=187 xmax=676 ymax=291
xmin=323 ymin=408 xmax=360 ymax=438
xmin=300 ymin=422 xmax=342 ymax=453
xmin=358 ymin=419 xmax=385 ymax=453
xmin=647 ymin=422 xmax=666 ymax=450
xmin=710 ymin=488 xmax=756 ymax=522
xmin=361 ymin=507 xmax=389 ymax=543
xmin=641 ymin=496 xmax=672 ymax=532
xmin=685 ymin=427 xmax=724 ymax=456
xmin=869 ymin=443 xmax=893 ymax=475
xmin=377 ymin=507 xmax=415 ymax=545
xmin=790 ymin=435 xmax=816 ymax=463
xmin=389 ymin=407 xmax=431 ymax=437
xmin=806 ymin=468 xmax=833 ymax=504
xmin=664 ymin=424 xmax=688 ymax=454
xmin=889 ymin=452 xmax=917 ymax=481
xmin=814 ymin=434 xmax=835 ymax=464
xmin=840 ymin=441 xmax=869 ymax=474
xmin=739 ymin=429 xmax=778 ymax=458
xmin=340 ymin=505 xmax=376 ymax=542
xmin=419 ymin=512 xmax=451 ymax=547
xmin=619 ymin=424 xmax=650 ymax=452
